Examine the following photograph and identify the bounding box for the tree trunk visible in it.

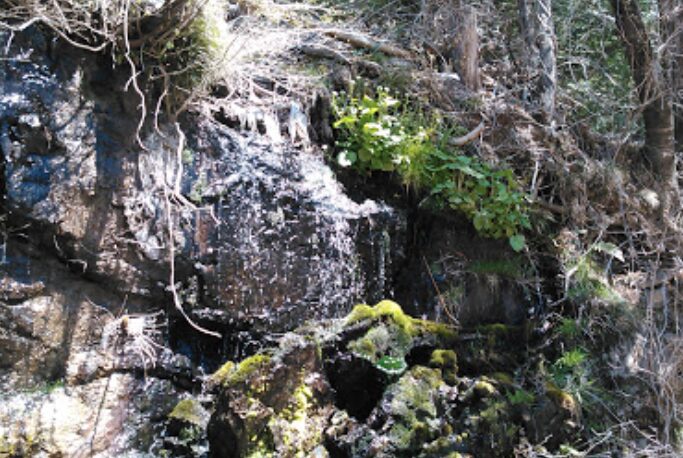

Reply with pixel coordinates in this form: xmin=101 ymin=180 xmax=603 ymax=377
xmin=451 ymin=2 xmax=480 ymax=91
xmin=611 ymin=0 xmax=677 ymax=204
xmin=661 ymin=0 xmax=683 ymax=153
xmin=518 ymin=0 xmax=556 ymax=122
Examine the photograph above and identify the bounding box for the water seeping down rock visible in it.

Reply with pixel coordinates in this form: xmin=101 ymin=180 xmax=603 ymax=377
xmin=0 ymin=27 xmax=405 ymax=455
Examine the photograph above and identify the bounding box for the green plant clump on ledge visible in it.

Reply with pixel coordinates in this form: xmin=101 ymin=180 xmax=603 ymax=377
xmin=332 ymin=82 xmax=530 ymax=251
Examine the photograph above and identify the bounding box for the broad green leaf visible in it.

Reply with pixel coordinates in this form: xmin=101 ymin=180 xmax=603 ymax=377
xmin=509 ymin=234 xmax=526 ymax=252
xmin=337 ymin=151 xmax=356 ymax=167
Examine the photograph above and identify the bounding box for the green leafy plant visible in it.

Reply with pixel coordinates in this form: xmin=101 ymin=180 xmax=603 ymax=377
xmin=332 ymin=84 xmax=530 ymax=250
xmin=557 ymin=318 xmax=580 ymax=340
xmin=507 ymin=388 xmax=535 ymax=406
xmin=549 ymin=348 xmax=598 ymax=406
xmin=332 ymin=85 xmax=404 ymax=171
xmin=565 ymin=242 xmax=624 ymax=303
xmin=423 ymin=149 xmax=531 ymax=243
xmin=376 ymin=355 xmax=408 ymax=375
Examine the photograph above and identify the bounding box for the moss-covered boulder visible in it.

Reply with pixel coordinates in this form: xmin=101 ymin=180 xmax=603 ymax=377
xmin=325 ymin=300 xmax=458 ymax=421
xmin=207 ymin=333 xmax=333 ymax=457
xmin=162 ymin=398 xmax=210 ymax=456
xmin=344 ymin=300 xmax=458 ymax=375
xmin=206 ymin=300 xmax=568 ymax=457
xmin=370 ymin=366 xmax=451 ymax=455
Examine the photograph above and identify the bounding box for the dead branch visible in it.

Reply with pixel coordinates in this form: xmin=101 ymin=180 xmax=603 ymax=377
xmin=299 ymin=44 xmax=350 ymax=64
xmin=448 ymin=121 xmax=485 ymax=146
xmin=323 ymin=29 xmax=411 ymax=59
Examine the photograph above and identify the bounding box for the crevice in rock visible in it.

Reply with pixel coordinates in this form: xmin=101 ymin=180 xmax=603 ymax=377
xmin=168 ymin=315 xmax=269 ymax=374
xmin=324 ymin=352 xmax=387 ymax=421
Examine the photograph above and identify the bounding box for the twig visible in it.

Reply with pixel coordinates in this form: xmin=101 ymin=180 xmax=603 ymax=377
xmin=422 ymin=255 xmax=459 ymax=325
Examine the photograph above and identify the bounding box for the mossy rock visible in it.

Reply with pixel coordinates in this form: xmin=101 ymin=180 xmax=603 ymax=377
xmin=344 ymin=300 xmax=458 ymax=375
xmin=429 ymin=349 xmax=458 ymax=385
xmin=164 ymin=398 xmax=210 ymax=455
xmin=210 ymin=353 xmax=273 ymax=392
xmin=169 ymin=399 xmax=205 ymax=426
xmin=208 ymin=341 xmax=331 ymax=458
xmin=374 ymin=366 xmax=448 ymax=454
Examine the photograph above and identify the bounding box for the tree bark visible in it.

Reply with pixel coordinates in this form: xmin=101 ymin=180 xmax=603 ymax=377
xmin=518 ymin=0 xmax=557 ymax=122
xmin=610 ymin=0 xmax=677 ymax=200
xmin=660 ymin=0 xmax=683 ymax=153
xmin=451 ymin=2 xmax=480 ymax=91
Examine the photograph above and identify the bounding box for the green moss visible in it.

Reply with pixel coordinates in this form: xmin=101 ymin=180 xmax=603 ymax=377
xmin=345 ymin=300 xmax=458 ymax=378
xmin=429 ymin=349 xmax=458 ymax=368
xmin=268 ymin=382 xmax=325 ymax=455
xmin=348 ymin=321 xmax=412 ymax=373
xmin=231 ymin=354 xmax=272 ymax=385
xmin=384 ymin=367 xmax=445 ymax=452
xmin=418 ymin=320 xmax=459 ymax=344
xmin=429 ymin=349 xmax=458 ymax=384
xmin=210 ymin=360 xmax=236 ymax=385
xmin=491 ymin=372 xmax=514 ymax=385
xmin=545 ymin=382 xmax=578 ymax=415
xmin=345 ymin=303 xmax=376 ymax=325
xmin=169 ymin=399 xmax=203 ymax=425
xmin=474 ymin=380 xmax=497 ymax=397
xmin=467 ymin=259 xmax=523 ymax=278
xmin=374 ymin=300 xmax=414 ymax=333
xmin=211 ymin=354 xmax=272 ymax=387
xmin=477 ymin=323 xmax=511 ymax=336
xmin=475 ymin=323 xmax=522 ymax=348
xmin=345 ymin=300 xmax=457 ymax=343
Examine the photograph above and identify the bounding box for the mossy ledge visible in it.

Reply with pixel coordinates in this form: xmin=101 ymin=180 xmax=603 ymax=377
xmin=345 ymin=300 xmax=458 ymax=343
xmin=210 ymin=353 xmax=272 ymax=388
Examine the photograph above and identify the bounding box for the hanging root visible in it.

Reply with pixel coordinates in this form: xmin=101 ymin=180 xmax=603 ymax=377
xmin=163 ymin=123 xmax=221 ymax=339
xmin=102 ymin=311 xmax=167 ymax=370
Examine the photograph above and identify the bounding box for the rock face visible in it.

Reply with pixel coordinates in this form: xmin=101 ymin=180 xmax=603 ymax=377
xmin=0 ymin=27 xmax=404 ymax=456
xmin=1 ymin=29 xmax=404 ymax=335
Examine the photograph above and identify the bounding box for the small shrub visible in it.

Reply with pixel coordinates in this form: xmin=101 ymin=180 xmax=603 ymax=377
xmin=332 ymin=83 xmax=530 ymax=250
xmin=549 ymin=348 xmax=601 ymax=407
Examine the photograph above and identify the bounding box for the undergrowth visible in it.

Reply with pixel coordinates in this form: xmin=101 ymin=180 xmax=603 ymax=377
xmin=332 ymin=82 xmax=530 ymax=251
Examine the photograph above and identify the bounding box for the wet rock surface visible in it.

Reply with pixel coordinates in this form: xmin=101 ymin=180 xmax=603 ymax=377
xmin=0 ymin=27 xmax=405 ymax=456
xmin=1 ymin=28 xmax=405 ymax=335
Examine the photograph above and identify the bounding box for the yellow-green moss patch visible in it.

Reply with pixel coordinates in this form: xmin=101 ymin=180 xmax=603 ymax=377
xmin=169 ymin=399 xmax=204 ymax=425
xmin=211 ymin=354 xmax=272 ymax=387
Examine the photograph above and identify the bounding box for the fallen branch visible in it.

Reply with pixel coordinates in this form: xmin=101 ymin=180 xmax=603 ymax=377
xmin=323 ymin=29 xmax=411 ymax=59
xmin=299 ymin=44 xmax=350 ymax=64
xmin=448 ymin=121 xmax=485 ymax=146
xmin=534 ymin=198 xmax=565 ymax=215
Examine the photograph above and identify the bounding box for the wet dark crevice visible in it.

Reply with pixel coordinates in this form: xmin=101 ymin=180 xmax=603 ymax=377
xmin=168 ymin=314 xmax=272 ymax=374
xmin=324 ymin=352 xmax=387 ymax=421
